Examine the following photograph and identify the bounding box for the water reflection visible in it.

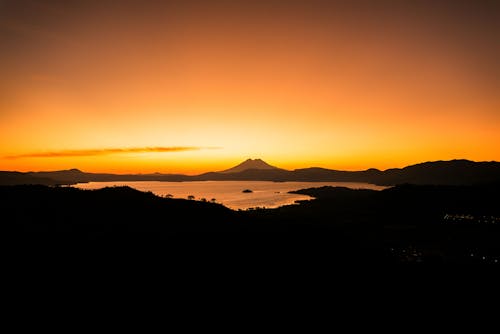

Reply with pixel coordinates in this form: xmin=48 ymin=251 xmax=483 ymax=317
xmin=74 ymin=181 xmax=387 ymax=210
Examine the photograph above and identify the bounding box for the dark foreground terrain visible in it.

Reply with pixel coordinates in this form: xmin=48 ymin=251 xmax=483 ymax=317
xmin=2 ymin=184 xmax=499 ymax=264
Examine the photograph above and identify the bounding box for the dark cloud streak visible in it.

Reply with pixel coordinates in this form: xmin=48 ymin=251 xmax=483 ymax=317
xmin=5 ymin=146 xmax=219 ymax=159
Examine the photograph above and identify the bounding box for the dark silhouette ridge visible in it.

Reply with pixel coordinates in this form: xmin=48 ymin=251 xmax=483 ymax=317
xmin=2 ymin=184 xmax=499 ymax=264
xmin=220 ymin=158 xmax=282 ymax=173
xmin=1 ymin=159 xmax=499 ymax=186
xmin=0 ymin=171 xmax=59 ymax=185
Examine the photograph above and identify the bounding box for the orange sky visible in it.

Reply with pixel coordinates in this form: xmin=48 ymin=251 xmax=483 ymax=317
xmin=1 ymin=0 xmax=499 ymax=174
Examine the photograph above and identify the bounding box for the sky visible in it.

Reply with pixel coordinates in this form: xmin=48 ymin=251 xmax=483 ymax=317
xmin=1 ymin=0 xmax=499 ymax=174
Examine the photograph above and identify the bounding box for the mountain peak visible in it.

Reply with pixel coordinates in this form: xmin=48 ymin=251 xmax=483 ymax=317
xmin=68 ymin=168 xmax=83 ymax=173
xmin=220 ymin=158 xmax=280 ymax=173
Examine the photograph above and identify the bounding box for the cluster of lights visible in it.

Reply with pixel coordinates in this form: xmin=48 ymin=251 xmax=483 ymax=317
xmin=469 ymin=253 xmax=499 ymax=263
xmin=444 ymin=214 xmax=500 ymax=224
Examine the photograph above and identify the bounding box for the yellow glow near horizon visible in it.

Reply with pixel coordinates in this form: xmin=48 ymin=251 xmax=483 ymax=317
xmin=1 ymin=1 xmax=499 ymax=174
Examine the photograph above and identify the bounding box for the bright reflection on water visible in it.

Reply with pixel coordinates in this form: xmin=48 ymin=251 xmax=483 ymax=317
xmin=73 ymin=181 xmax=387 ymax=210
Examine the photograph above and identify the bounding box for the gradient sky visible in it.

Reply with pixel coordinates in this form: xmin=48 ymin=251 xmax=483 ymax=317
xmin=1 ymin=0 xmax=499 ymax=173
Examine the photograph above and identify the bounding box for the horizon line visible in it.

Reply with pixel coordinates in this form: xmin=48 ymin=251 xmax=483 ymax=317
xmin=2 ymin=158 xmax=496 ymax=175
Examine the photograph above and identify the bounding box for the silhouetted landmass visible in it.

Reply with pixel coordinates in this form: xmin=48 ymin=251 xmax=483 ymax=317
xmin=219 ymin=158 xmax=282 ymax=173
xmin=24 ymin=168 xmax=192 ymax=184
xmin=289 ymin=185 xmax=500 ymax=263
xmin=372 ymin=160 xmax=500 ymax=185
xmin=195 ymin=168 xmax=295 ymax=182
xmin=3 ymin=183 xmax=499 ymax=264
xmin=0 ymin=171 xmax=59 ymax=186
xmin=1 ymin=159 xmax=498 ymax=186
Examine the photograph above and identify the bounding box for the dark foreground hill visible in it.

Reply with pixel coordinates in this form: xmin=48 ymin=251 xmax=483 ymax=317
xmin=2 ymin=184 xmax=499 ymax=264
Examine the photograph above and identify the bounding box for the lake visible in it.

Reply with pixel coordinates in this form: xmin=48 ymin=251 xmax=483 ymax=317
xmin=73 ymin=181 xmax=387 ymax=210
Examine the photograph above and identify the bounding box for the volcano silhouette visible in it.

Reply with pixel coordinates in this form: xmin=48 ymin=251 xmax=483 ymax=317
xmin=220 ymin=158 xmax=281 ymax=173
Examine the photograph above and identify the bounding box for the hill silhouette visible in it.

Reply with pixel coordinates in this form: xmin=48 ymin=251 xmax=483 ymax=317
xmin=0 ymin=171 xmax=57 ymax=186
xmin=1 ymin=159 xmax=499 ymax=186
xmin=220 ymin=158 xmax=281 ymax=173
xmin=3 ymin=183 xmax=499 ymax=264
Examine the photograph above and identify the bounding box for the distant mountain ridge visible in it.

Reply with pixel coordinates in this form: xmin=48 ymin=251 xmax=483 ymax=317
xmin=1 ymin=159 xmax=499 ymax=186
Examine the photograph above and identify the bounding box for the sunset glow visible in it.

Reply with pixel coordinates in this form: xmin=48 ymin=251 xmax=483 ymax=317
xmin=1 ymin=1 xmax=498 ymax=174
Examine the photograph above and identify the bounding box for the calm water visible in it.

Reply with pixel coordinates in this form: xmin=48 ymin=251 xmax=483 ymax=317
xmin=73 ymin=181 xmax=387 ymax=210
